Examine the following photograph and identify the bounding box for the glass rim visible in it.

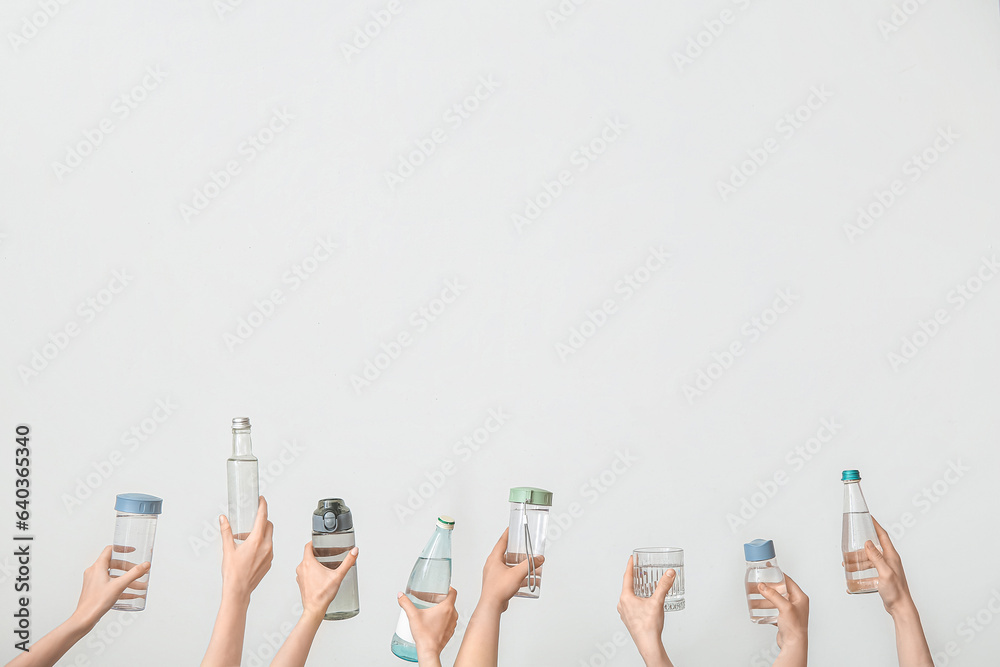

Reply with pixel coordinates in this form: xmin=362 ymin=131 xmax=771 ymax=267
xmin=633 ymin=547 xmax=683 ymax=554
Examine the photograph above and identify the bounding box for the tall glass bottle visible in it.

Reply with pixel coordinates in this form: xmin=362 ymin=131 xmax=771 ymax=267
xmin=842 ymin=469 xmax=880 ymax=594
xmin=227 ymin=417 xmax=259 ymax=544
xmin=390 ymin=515 xmax=454 ymax=662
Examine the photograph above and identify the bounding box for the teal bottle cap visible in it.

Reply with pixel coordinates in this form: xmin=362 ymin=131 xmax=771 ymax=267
xmin=842 ymin=470 xmax=861 ymax=481
xmin=508 ymin=487 xmax=553 ymax=506
xmin=115 ymin=493 xmax=163 ymax=515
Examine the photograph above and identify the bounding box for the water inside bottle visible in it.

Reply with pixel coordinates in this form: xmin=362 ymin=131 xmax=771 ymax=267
xmin=227 ymin=458 xmax=258 ymax=543
xmin=745 ymin=578 xmax=786 ymax=624
xmin=313 ymin=532 xmax=359 ymax=619
xmin=391 ymin=557 xmax=451 ymax=660
xmin=842 ymin=511 xmax=880 ymax=593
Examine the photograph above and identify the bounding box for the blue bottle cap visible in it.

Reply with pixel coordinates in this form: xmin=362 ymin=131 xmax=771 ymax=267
xmin=115 ymin=493 xmax=163 ymax=515
xmin=842 ymin=470 xmax=861 ymax=481
xmin=744 ymin=538 xmax=776 ymax=562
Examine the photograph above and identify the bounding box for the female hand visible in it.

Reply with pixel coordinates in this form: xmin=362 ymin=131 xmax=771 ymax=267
xmin=295 ymin=541 xmax=359 ymax=620
xmin=479 ymin=528 xmax=535 ymax=613
xmin=865 ymin=517 xmax=914 ymax=616
xmin=397 ymin=587 xmax=459 ymax=665
xmin=758 ymin=574 xmax=809 ymax=651
xmin=70 ymin=546 xmax=150 ymax=630
xmin=617 ymin=556 xmax=674 ymax=667
xmin=219 ymin=495 xmax=274 ymax=602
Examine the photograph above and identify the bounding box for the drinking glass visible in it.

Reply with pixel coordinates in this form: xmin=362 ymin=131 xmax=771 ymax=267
xmin=633 ymin=547 xmax=684 ymax=612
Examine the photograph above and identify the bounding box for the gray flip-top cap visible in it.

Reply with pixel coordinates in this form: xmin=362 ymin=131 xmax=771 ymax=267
xmin=312 ymin=498 xmax=353 ymax=533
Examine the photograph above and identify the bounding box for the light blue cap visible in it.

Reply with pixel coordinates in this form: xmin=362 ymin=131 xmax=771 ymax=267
xmin=744 ymin=538 xmax=776 ymax=561
xmin=115 ymin=493 xmax=163 ymax=515
xmin=842 ymin=470 xmax=861 ymax=481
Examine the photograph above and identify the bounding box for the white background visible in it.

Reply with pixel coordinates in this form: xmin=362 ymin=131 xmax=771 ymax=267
xmin=2 ymin=1 xmax=999 ymax=666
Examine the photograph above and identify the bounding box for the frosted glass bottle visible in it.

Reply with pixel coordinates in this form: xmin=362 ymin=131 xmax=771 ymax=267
xmin=744 ymin=539 xmax=786 ymax=625
xmin=312 ymin=498 xmax=359 ymax=620
xmin=842 ymin=469 xmax=880 ymax=594
xmin=227 ymin=418 xmax=259 ymax=543
xmin=390 ymin=516 xmax=454 ymax=662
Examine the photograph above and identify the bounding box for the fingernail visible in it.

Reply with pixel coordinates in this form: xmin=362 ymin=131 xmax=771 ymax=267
xmin=219 ymin=515 xmax=224 ymax=525
xmin=351 ymin=546 xmax=359 ymax=556
xmin=396 ymin=591 xmax=403 ymax=599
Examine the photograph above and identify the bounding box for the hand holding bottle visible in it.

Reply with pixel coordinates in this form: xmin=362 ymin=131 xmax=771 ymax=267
xmin=864 ymin=517 xmax=934 ymax=667
xmin=397 ymin=586 xmax=459 ymax=667
xmin=219 ymin=495 xmax=274 ymax=602
xmin=296 ymin=541 xmax=359 ymax=621
xmin=757 ymin=574 xmax=808 ymax=666
xmin=73 ymin=546 xmax=150 ymax=629
xmin=617 ymin=556 xmax=675 ymax=667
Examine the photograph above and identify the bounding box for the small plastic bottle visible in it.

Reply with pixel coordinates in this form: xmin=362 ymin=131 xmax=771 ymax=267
xmin=505 ymin=487 xmax=552 ymax=599
xmin=390 ymin=516 xmax=454 ymax=662
xmin=110 ymin=493 xmax=162 ymax=611
xmin=744 ymin=538 xmax=786 ymax=625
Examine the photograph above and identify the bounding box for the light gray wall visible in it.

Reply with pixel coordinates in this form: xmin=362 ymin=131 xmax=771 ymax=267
xmin=2 ymin=1 xmax=998 ymax=666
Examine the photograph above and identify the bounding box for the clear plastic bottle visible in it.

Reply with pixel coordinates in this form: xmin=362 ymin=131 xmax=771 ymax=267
xmin=110 ymin=493 xmax=162 ymax=611
xmin=390 ymin=515 xmax=454 ymax=662
xmin=744 ymin=539 xmax=786 ymax=625
xmin=227 ymin=418 xmax=259 ymax=543
xmin=312 ymin=498 xmax=359 ymax=620
xmin=505 ymin=487 xmax=552 ymax=599
xmin=842 ymin=469 xmax=880 ymax=594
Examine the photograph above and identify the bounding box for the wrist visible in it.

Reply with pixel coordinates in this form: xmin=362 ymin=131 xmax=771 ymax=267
xmin=637 ymin=642 xmax=671 ymax=667
xmin=889 ymin=599 xmax=920 ymax=623
xmin=66 ymin=610 xmax=97 ymax=636
xmin=221 ymin=582 xmax=252 ymax=608
xmin=300 ymin=605 xmax=327 ymax=625
xmin=475 ymin=595 xmax=507 ymax=617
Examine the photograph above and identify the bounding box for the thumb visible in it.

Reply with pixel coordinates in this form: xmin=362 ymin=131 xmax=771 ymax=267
xmin=95 ymin=545 xmax=113 ymax=570
xmin=113 ymin=562 xmax=150 ymax=594
xmin=652 ymin=568 xmax=676 ymax=605
xmin=336 ymin=547 xmax=360 ymax=579
xmin=219 ymin=515 xmax=235 ymax=556
xmin=397 ymin=592 xmax=418 ymax=620
xmin=758 ymin=582 xmax=791 ymax=613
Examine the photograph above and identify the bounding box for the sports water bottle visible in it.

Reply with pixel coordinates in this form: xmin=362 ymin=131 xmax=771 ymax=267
xmin=842 ymin=469 xmax=880 ymax=594
xmin=390 ymin=515 xmax=454 ymax=662
xmin=312 ymin=498 xmax=359 ymax=620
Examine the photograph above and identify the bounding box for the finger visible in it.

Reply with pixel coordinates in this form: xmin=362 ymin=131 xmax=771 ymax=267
xmin=302 ymin=541 xmax=317 ymax=564
xmin=249 ymin=496 xmax=268 ymax=540
xmin=219 ymin=515 xmax=235 ymax=556
xmin=489 ymin=528 xmax=510 ymax=563
xmin=264 ymin=520 xmax=274 ymax=546
xmin=112 ymin=562 xmax=150 ymax=593
xmin=783 ymin=574 xmax=806 ymax=603
xmin=397 ymin=592 xmax=418 ymax=619
xmin=864 ymin=540 xmax=889 ymax=577
xmin=333 ymin=547 xmax=359 ymax=578
xmin=652 ymin=568 xmax=677 ymax=605
xmin=109 ymin=558 xmax=143 ymax=571
xmin=871 ymin=518 xmax=899 ymax=559
xmin=621 ymin=555 xmax=635 ymax=596
xmin=95 ymin=545 xmax=113 ymax=570
xmin=758 ymin=583 xmax=792 ymax=613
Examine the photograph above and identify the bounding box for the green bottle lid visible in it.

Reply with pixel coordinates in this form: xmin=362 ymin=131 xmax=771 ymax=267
xmin=508 ymin=487 xmax=553 ymax=506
